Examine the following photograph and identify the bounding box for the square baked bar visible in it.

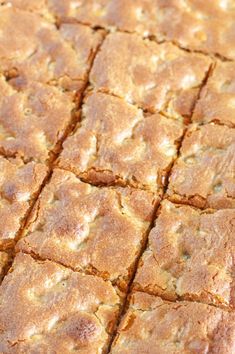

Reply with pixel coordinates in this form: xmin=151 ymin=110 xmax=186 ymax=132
xmin=111 ymin=292 xmax=235 ymax=354
xmin=134 ymin=200 xmax=235 ymax=308
xmin=17 ymin=168 xmax=159 ymax=290
xmin=90 ymin=32 xmax=211 ymax=119
xmin=167 ymin=123 xmax=235 ymax=209
xmin=0 ymin=6 xmax=104 ymax=92
xmin=193 ymin=61 xmax=235 ymax=128
xmin=58 ymin=92 xmax=184 ymax=193
xmin=0 ymin=156 xmax=47 ymax=250
xmin=0 ymin=253 xmax=121 ymax=353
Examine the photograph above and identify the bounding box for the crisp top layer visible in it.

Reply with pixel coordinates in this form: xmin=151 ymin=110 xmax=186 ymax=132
xmin=18 ymin=0 xmax=235 ymax=60
xmin=0 ymin=156 xmax=47 ymax=249
xmin=0 ymin=77 xmax=75 ymax=162
xmin=135 ymin=200 xmax=235 ymax=307
xmin=17 ymin=168 xmax=158 ymax=288
xmin=0 ymin=6 xmax=104 ymax=91
xmin=167 ymin=124 xmax=235 ymax=209
xmin=0 ymin=252 xmax=11 ymax=282
xmin=0 ymin=253 xmax=120 ymax=353
xmin=111 ymin=292 xmax=235 ymax=354
xmin=59 ymin=92 xmax=184 ymax=192
xmin=193 ymin=61 xmax=235 ymax=128
xmin=90 ymin=32 xmax=211 ymax=117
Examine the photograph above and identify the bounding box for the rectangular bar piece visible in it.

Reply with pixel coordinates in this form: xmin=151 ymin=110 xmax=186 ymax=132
xmin=0 ymin=253 xmax=121 ymax=353
xmin=0 ymin=156 xmax=47 ymax=250
xmin=111 ymin=292 xmax=235 ymax=354
xmin=17 ymin=168 xmax=159 ymax=290
xmin=58 ymin=92 xmax=184 ymax=193
xmin=90 ymin=32 xmax=211 ymax=119
xmin=134 ymin=200 xmax=235 ymax=308
xmin=193 ymin=62 xmax=235 ymax=128
xmin=167 ymin=124 xmax=235 ymax=209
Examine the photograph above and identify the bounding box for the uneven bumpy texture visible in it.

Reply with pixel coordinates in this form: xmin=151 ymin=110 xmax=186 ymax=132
xmin=167 ymin=124 xmax=235 ymax=209
xmin=58 ymin=92 xmax=184 ymax=192
xmin=0 ymin=252 xmax=12 ymax=282
xmin=90 ymin=32 xmax=211 ymax=119
xmin=0 ymin=156 xmax=47 ymax=250
xmin=193 ymin=61 xmax=235 ymax=128
xmin=0 ymin=6 xmax=104 ymax=92
xmin=134 ymin=200 xmax=235 ymax=308
xmin=17 ymin=168 xmax=158 ymax=289
xmin=111 ymin=292 xmax=235 ymax=354
xmin=27 ymin=0 xmax=235 ymax=60
xmin=0 ymin=253 xmax=121 ymax=353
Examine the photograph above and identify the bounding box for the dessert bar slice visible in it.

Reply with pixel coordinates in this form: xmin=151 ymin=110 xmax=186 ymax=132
xmin=0 ymin=253 xmax=121 ymax=353
xmin=167 ymin=123 xmax=235 ymax=209
xmin=0 ymin=251 xmax=12 ymax=282
xmin=90 ymin=32 xmax=211 ymax=119
xmin=0 ymin=156 xmax=47 ymax=250
xmin=59 ymin=92 xmax=184 ymax=193
xmin=0 ymin=6 xmax=104 ymax=92
xmin=134 ymin=200 xmax=235 ymax=308
xmin=193 ymin=61 xmax=235 ymax=128
xmin=17 ymin=168 xmax=159 ymax=290
xmin=111 ymin=292 xmax=235 ymax=354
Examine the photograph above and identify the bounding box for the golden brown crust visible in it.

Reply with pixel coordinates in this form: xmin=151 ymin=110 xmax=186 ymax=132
xmin=0 ymin=252 xmax=121 ymax=353
xmin=193 ymin=62 xmax=235 ymax=128
xmin=58 ymin=92 xmax=184 ymax=192
xmin=167 ymin=124 xmax=235 ymax=209
xmin=111 ymin=292 xmax=235 ymax=354
xmin=134 ymin=200 xmax=235 ymax=308
xmin=0 ymin=76 xmax=75 ymax=162
xmin=0 ymin=6 xmax=104 ymax=91
xmin=17 ymin=168 xmax=159 ymax=289
xmin=90 ymin=32 xmax=211 ymax=117
xmin=0 ymin=156 xmax=47 ymax=250
xmin=41 ymin=0 xmax=235 ymax=60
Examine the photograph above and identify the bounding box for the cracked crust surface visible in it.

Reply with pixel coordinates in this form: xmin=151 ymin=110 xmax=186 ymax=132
xmin=167 ymin=124 xmax=235 ymax=209
xmin=0 ymin=251 xmax=12 ymax=282
xmin=0 ymin=252 xmax=121 ymax=353
xmin=40 ymin=0 xmax=235 ymax=60
xmin=193 ymin=62 xmax=235 ymax=128
xmin=0 ymin=76 xmax=75 ymax=162
xmin=17 ymin=168 xmax=158 ymax=289
xmin=134 ymin=200 xmax=235 ymax=308
xmin=90 ymin=32 xmax=211 ymax=118
xmin=0 ymin=156 xmax=47 ymax=250
xmin=111 ymin=292 xmax=235 ymax=354
xmin=58 ymin=92 xmax=184 ymax=192
xmin=0 ymin=6 xmax=104 ymax=91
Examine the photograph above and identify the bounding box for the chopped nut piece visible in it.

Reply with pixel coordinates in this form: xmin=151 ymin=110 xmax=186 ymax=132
xmin=111 ymin=292 xmax=235 ymax=354
xmin=167 ymin=124 xmax=235 ymax=209
xmin=17 ymin=169 xmax=158 ymax=289
xmin=0 ymin=156 xmax=47 ymax=250
xmin=134 ymin=200 xmax=235 ymax=308
xmin=59 ymin=92 xmax=184 ymax=192
xmin=0 ymin=253 xmax=121 ymax=353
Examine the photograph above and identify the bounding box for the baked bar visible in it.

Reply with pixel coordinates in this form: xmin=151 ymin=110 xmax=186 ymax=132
xmin=32 ymin=0 xmax=235 ymax=60
xmin=90 ymin=32 xmax=211 ymax=119
xmin=0 ymin=156 xmax=47 ymax=250
xmin=167 ymin=124 xmax=235 ymax=209
xmin=0 ymin=6 xmax=104 ymax=92
xmin=193 ymin=62 xmax=235 ymax=128
xmin=17 ymin=168 xmax=158 ymax=290
xmin=111 ymin=292 xmax=235 ymax=354
xmin=0 ymin=76 xmax=75 ymax=162
xmin=58 ymin=92 xmax=184 ymax=192
xmin=0 ymin=251 xmax=12 ymax=282
xmin=0 ymin=252 xmax=121 ymax=353
xmin=134 ymin=200 xmax=235 ymax=308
